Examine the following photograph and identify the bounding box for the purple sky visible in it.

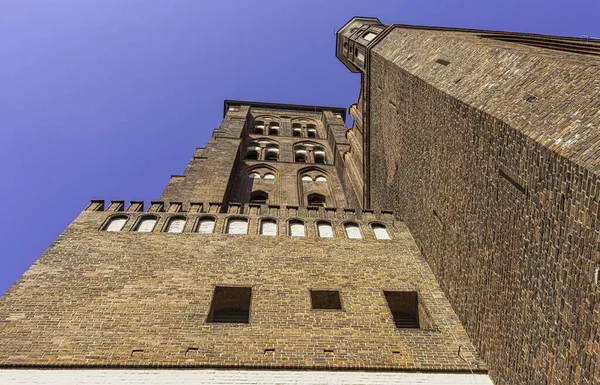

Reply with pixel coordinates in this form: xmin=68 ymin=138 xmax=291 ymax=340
xmin=1 ymin=0 xmax=599 ymax=296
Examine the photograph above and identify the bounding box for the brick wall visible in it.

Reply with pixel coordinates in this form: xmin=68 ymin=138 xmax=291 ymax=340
xmin=0 ymin=203 xmax=485 ymax=373
xmin=367 ymin=27 xmax=600 ymax=385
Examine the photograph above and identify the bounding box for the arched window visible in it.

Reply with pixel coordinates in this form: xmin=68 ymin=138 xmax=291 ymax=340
xmin=295 ymin=148 xmax=307 ymax=163
xmin=260 ymin=219 xmax=277 ymax=236
xmin=249 ymin=172 xmax=261 ymax=178
xmin=317 ymin=221 xmax=334 ymax=238
xmin=197 ymin=217 xmax=216 ymax=234
xmin=301 ymin=175 xmax=313 ymax=181
xmin=254 ymin=122 xmax=265 ymax=134
xmin=307 ymin=193 xmax=326 ymax=207
xmin=315 ymin=176 xmax=327 ymax=182
xmin=372 ymin=224 xmax=391 ymax=240
xmin=104 ymin=216 xmax=127 ymax=232
xmin=227 ymin=218 xmax=248 ymax=234
xmin=292 ymin=125 xmax=302 ymax=137
xmin=314 ymin=149 xmax=326 ymax=164
xmin=250 ymin=191 xmax=268 ymax=204
xmin=307 ymin=125 xmax=318 ymax=138
xmin=136 ymin=216 xmax=157 ymax=232
xmin=265 ymin=146 xmax=279 ymax=161
xmin=344 ymin=223 xmax=362 ymax=239
xmin=268 ymin=123 xmax=280 ymax=136
xmin=166 ymin=217 xmax=186 ymax=233
xmin=247 ymin=145 xmax=260 ymax=160
xmin=289 ymin=220 xmax=305 ymax=237
xmin=263 ymin=173 xmax=275 ymax=180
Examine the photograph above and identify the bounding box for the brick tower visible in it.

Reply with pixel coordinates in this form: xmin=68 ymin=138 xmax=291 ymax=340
xmin=0 ymin=99 xmax=493 ymax=384
xmin=337 ymin=17 xmax=600 ymax=385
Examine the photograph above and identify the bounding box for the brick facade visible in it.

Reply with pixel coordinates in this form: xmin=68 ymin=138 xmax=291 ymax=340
xmin=0 ymin=99 xmax=491 ymax=383
xmin=336 ymin=18 xmax=600 ymax=385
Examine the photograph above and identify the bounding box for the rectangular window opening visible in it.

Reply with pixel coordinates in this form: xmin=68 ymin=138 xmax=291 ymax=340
xmin=207 ymin=286 xmax=252 ymax=324
xmin=384 ymin=291 xmax=420 ymax=329
xmin=310 ymin=290 xmax=342 ymax=310
xmin=436 ymin=58 xmax=450 ymax=66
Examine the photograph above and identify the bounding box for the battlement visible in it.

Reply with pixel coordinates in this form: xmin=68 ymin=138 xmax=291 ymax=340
xmin=84 ymin=200 xmax=399 ymax=240
xmin=86 ymin=200 xmax=395 ymax=222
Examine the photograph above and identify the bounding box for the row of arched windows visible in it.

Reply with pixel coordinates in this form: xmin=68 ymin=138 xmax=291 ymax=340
xmin=253 ymin=120 xmax=319 ymax=139
xmin=246 ymin=143 xmax=327 ymax=164
xmin=103 ymin=216 xmax=392 ymax=240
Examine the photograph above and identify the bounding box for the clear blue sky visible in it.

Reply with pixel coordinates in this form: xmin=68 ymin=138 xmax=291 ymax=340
xmin=1 ymin=0 xmax=598 ymax=296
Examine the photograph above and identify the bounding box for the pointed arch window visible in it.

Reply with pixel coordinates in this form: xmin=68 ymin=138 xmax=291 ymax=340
xmin=197 ymin=217 xmax=216 ymax=234
xmin=317 ymin=221 xmax=334 ymax=238
xmin=372 ymin=224 xmax=391 ymax=240
xmin=295 ymin=148 xmax=307 ymax=163
xmin=247 ymin=145 xmax=260 ymax=160
xmin=227 ymin=218 xmax=249 ymax=235
xmin=136 ymin=217 xmax=157 ymax=232
xmin=268 ymin=123 xmax=280 ymax=136
xmin=166 ymin=217 xmax=186 ymax=233
xmin=289 ymin=220 xmax=305 ymax=237
xmin=292 ymin=125 xmax=302 ymax=137
xmin=265 ymin=147 xmax=279 ymax=161
xmin=314 ymin=150 xmax=326 ymax=164
xmin=250 ymin=191 xmax=268 ymax=204
xmin=260 ymin=219 xmax=278 ymax=236
xmin=307 ymin=193 xmax=326 ymax=207
xmin=344 ymin=223 xmax=362 ymax=239
xmin=105 ymin=216 xmax=127 ymax=232
xmin=307 ymin=125 xmax=318 ymax=138
xmin=254 ymin=123 xmax=265 ymax=134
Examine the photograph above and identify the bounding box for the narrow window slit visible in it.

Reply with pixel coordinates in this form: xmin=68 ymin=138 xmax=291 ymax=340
xmin=499 ymin=169 xmax=526 ymax=194
xmin=436 ymin=58 xmax=450 ymax=66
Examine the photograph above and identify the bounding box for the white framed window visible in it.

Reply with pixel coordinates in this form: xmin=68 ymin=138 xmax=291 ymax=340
xmin=315 ymin=176 xmax=327 ymax=182
xmin=289 ymin=221 xmax=305 ymax=237
xmin=301 ymin=175 xmax=313 ymax=181
xmin=344 ymin=223 xmax=362 ymax=239
xmin=260 ymin=219 xmax=277 ymax=236
xmin=263 ymin=173 xmax=275 ymax=180
xmin=227 ymin=218 xmax=248 ymax=234
xmin=317 ymin=222 xmax=334 ymax=238
xmin=372 ymin=224 xmax=391 ymax=240
xmin=249 ymin=172 xmax=261 ymax=178
xmin=167 ymin=218 xmax=186 ymax=233
xmin=136 ymin=217 xmax=157 ymax=232
xmin=197 ymin=218 xmax=216 ymax=234
xmin=105 ymin=217 xmax=127 ymax=232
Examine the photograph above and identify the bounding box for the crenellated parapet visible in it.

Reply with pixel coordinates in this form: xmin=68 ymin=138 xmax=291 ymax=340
xmin=84 ymin=200 xmax=400 ymax=240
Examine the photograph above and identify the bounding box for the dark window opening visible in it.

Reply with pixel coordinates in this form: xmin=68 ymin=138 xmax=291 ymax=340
xmin=246 ymin=150 xmax=259 ymax=160
xmin=265 ymin=150 xmax=279 ymax=161
xmin=311 ymin=290 xmax=342 ymax=310
xmin=384 ymin=291 xmax=419 ymax=329
xmin=314 ymin=154 xmax=326 ymax=164
xmin=250 ymin=191 xmax=268 ymax=204
xmin=307 ymin=193 xmax=326 ymax=207
xmin=307 ymin=130 xmax=317 ymax=138
xmin=436 ymin=58 xmax=450 ymax=66
xmin=207 ymin=286 xmax=252 ymax=324
xmin=295 ymin=152 xmax=307 ymax=163
xmin=293 ymin=130 xmax=302 ymax=137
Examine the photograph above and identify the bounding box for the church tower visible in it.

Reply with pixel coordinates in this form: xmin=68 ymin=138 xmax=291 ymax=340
xmin=0 ymin=100 xmax=493 ymax=384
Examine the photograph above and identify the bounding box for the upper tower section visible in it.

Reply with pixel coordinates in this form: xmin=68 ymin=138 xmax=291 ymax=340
xmin=160 ymin=100 xmax=364 ymax=210
xmin=336 ymin=17 xmax=386 ymax=73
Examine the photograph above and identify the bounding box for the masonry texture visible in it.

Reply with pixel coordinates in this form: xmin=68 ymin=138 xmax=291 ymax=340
xmin=336 ymin=18 xmax=600 ymax=385
xmin=0 ymin=99 xmax=491 ymax=383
